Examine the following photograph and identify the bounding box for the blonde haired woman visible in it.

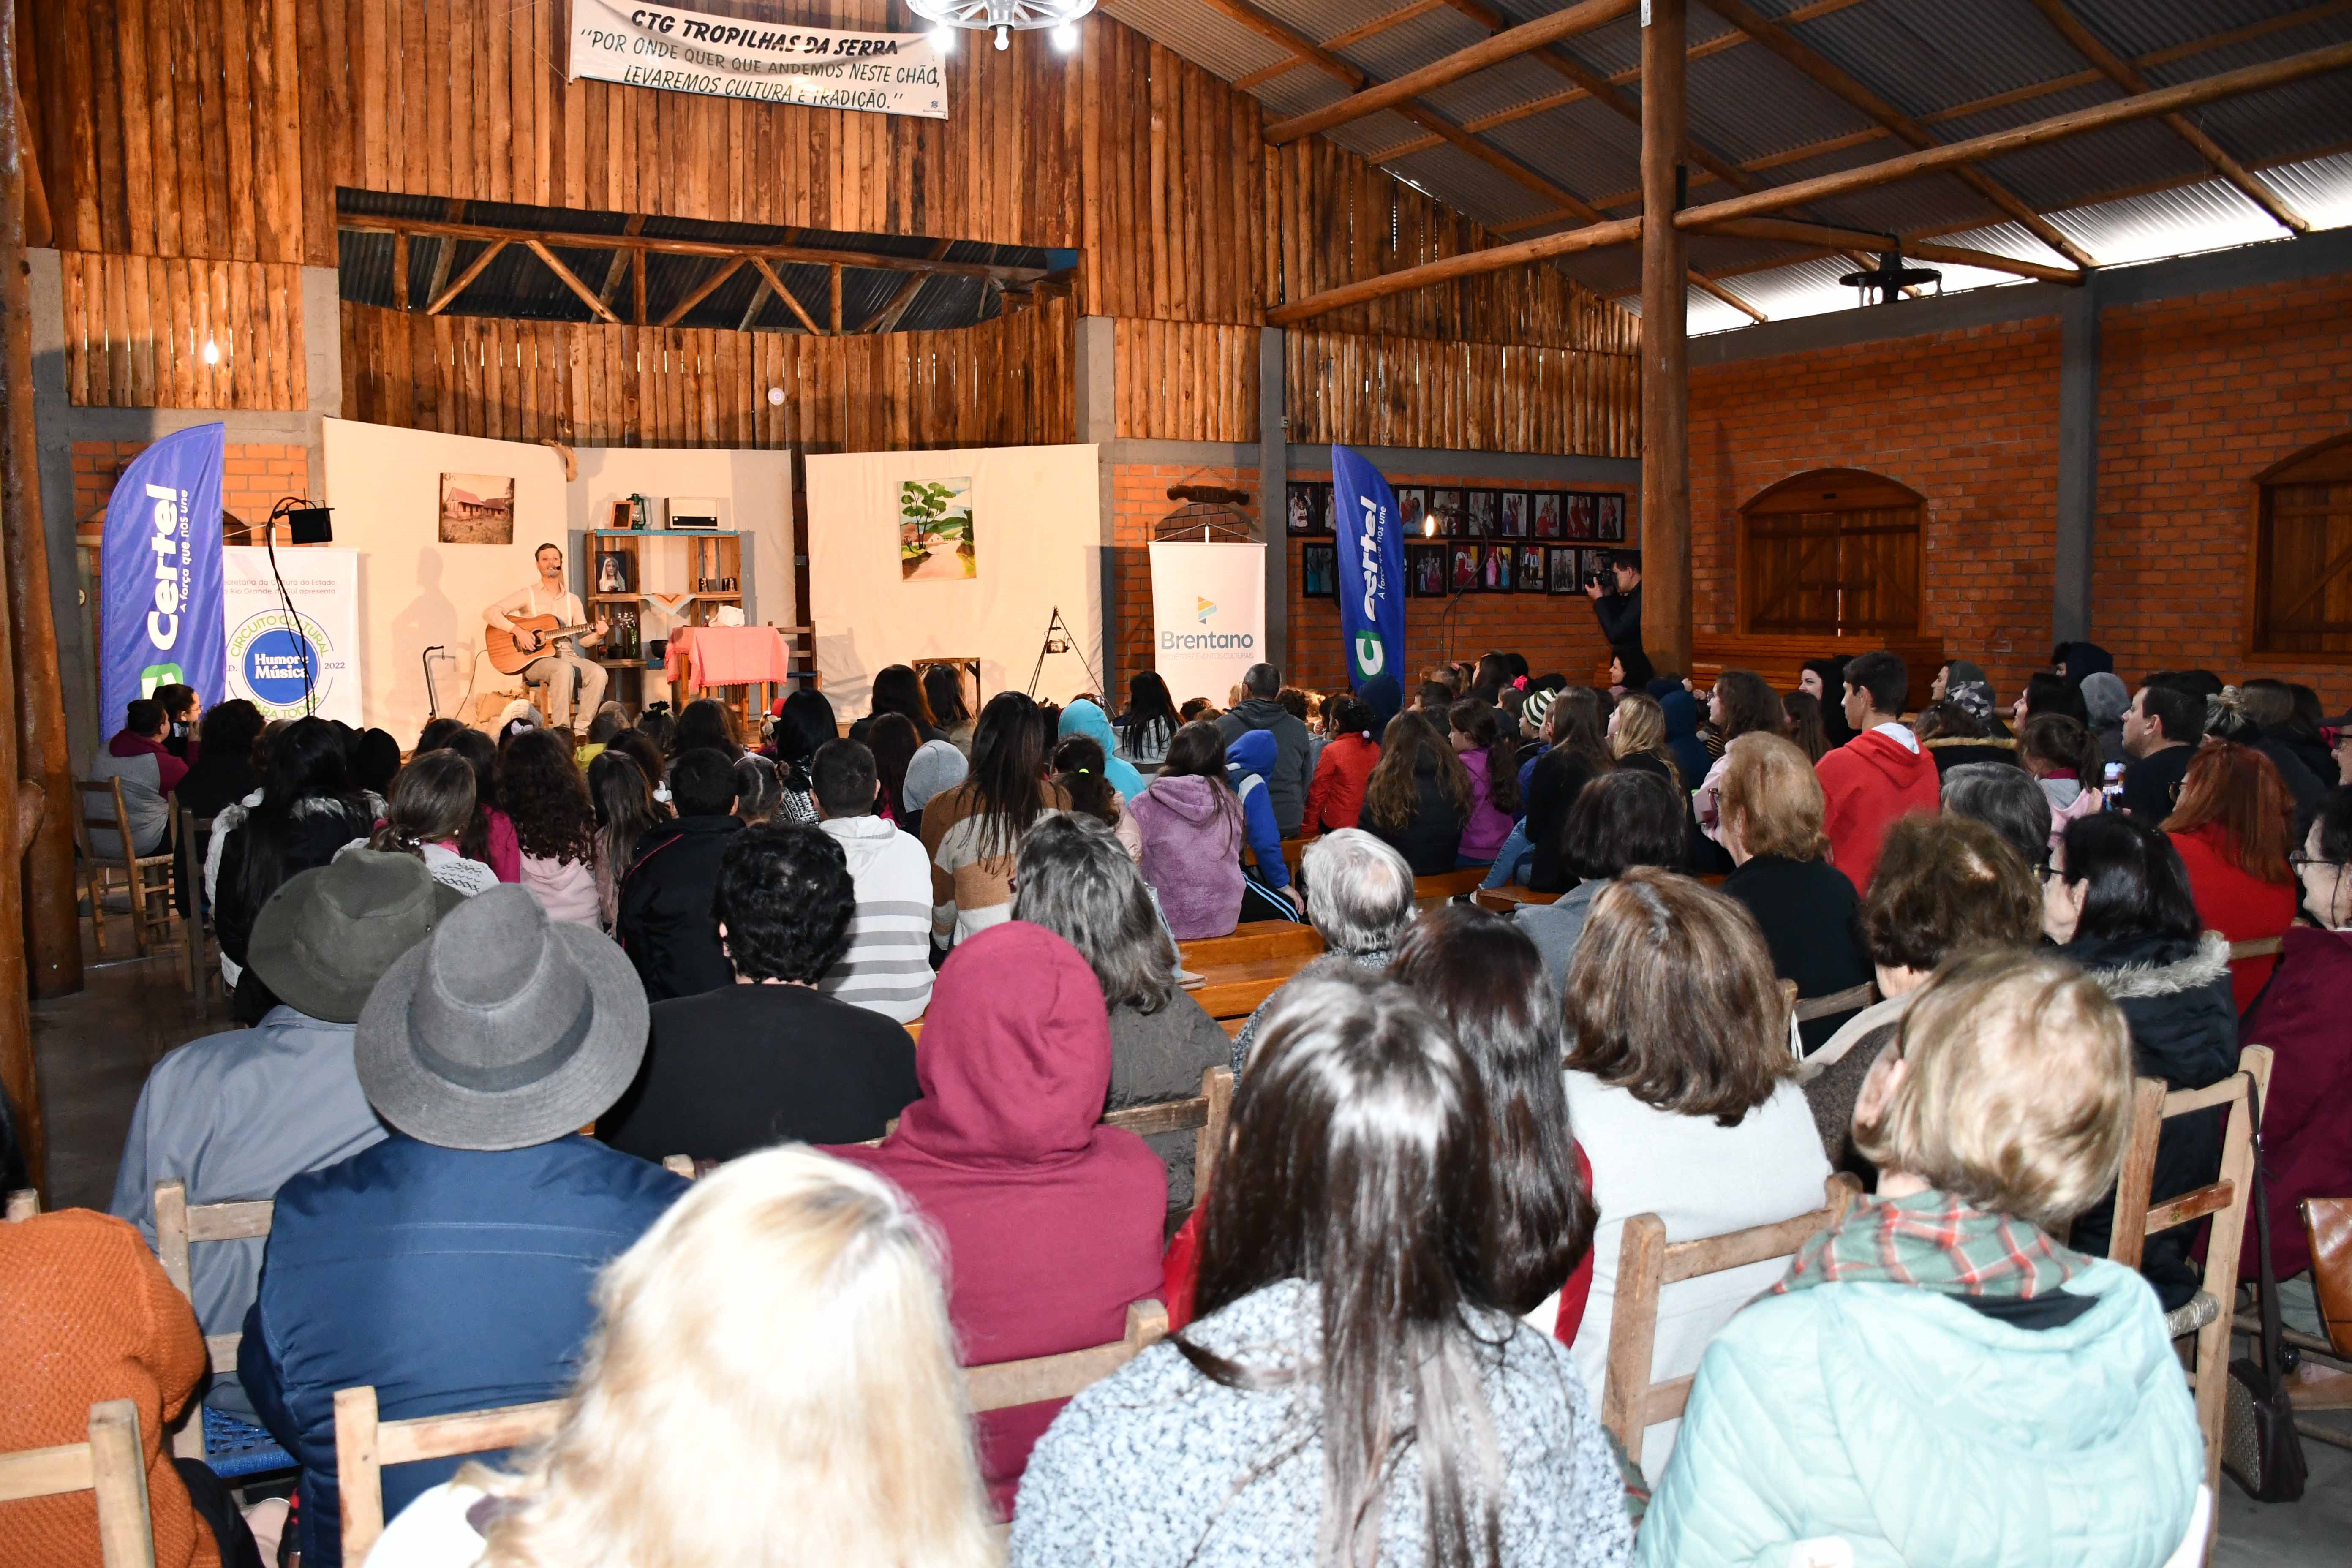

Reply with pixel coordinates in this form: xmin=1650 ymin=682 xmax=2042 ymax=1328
xmin=362 ymin=1147 xmax=996 ymax=1568
xmin=1639 ymin=950 xmax=2204 ymax=1567
xmin=1608 ymin=692 xmax=1683 ymax=792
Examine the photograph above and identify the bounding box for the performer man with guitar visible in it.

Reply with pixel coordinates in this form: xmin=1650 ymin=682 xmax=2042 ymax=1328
xmin=485 ymin=542 xmax=609 ymax=732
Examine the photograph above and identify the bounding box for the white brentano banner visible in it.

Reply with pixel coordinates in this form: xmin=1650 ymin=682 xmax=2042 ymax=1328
xmin=1147 ymin=542 xmax=1265 ymax=709
xmin=568 ymin=0 xmax=948 ymax=119
xmin=222 ymin=548 xmax=364 ymax=725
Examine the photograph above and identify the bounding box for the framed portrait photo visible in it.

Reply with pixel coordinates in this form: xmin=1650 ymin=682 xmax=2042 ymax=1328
xmin=1407 ymin=542 xmax=1447 ymax=598
xmin=1499 ymin=491 xmax=1528 ymax=538
xmin=1565 ymin=492 xmax=1596 ymax=541
xmin=1531 ymin=492 xmax=1561 ymax=540
xmin=1517 ymin=542 xmax=1547 ymax=593
xmin=1597 ymin=492 xmax=1627 ymax=542
xmin=1547 ymin=545 xmax=1582 ymax=596
xmin=1397 ymin=488 xmax=1429 ymax=537
xmin=1466 ymin=490 xmax=1497 ymax=539
xmin=1483 ymin=544 xmax=1512 ymax=593
xmin=1286 ymin=482 xmax=1318 ymax=535
xmin=1301 ymin=542 xmax=1339 ymax=599
xmin=1450 ymin=543 xmax=1481 ymax=595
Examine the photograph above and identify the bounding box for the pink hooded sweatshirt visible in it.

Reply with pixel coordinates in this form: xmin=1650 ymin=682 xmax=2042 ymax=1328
xmin=828 ymin=922 xmax=1166 ymax=1515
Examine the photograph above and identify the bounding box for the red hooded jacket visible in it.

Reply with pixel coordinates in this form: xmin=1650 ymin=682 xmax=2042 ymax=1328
xmin=827 ymin=922 xmax=1165 ymax=1515
xmin=1814 ymin=727 xmax=1941 ymax=893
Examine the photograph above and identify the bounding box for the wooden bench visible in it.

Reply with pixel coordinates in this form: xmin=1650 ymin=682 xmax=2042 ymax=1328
xmin=1412 ymin=868 xmax=1486 ymax=909
xmin=0 ymin=1400 xmax=155 ymax=1568
xmin=1601 ymin=1173 xmax=1864 ymax=1470
xmin=1791 ymin=981 xmax=1876 ymax=1026
xmin=1471 ymin=885 xmax=1560 ymax=914
xmin=2108 ymin=1045 xmax=2273 ymax=1547
xmin=1178 ymin=922 xmax=1324 ymax=967
xmin=1189 ymin=953 xmax=1315 ymax=1021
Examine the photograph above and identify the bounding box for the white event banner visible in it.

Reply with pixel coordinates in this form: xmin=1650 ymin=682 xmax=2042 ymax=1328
xmin=1147 ymin=542 xmax=1265 ymax=707
xmin=568 ymin=0 xmax=948 ymax=119
xmin=222 ymin=547 xmax=363 ymax=725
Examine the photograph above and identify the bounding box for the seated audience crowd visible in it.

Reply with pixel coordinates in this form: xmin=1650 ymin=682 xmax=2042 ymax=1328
xmin=15 ymin=640 xmax=2344 ymax=1568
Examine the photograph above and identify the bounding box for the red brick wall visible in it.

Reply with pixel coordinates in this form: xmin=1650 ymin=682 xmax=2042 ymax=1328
xmin=1689 ymin=317 xmax=2064 ymax=704
xmin=73 ymin=440 xmax=313 ymax=539
xmin=2094 ymin=272 xmax=2352 ymax=696
xmin=1110 ymin=460 xmax=1630 ymax=707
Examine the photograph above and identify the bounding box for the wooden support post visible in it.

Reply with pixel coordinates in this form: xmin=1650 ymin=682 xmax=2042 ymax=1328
xmin=631 ymin=248 xmax=646 ymax=327
xmin=1641 ymin=0 xmax=1691 ymax=678
xmin=0 ymin=0 xmax=69 ymax=1196
xmin=392 ymin=231 xmax=409 ymax=310
xmin=829 ymin=265 xmax=844 ymax=333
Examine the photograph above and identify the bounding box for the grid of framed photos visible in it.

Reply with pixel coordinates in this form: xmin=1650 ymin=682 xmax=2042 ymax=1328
xmin=1400 ymin=542 xmax=1620 ymax=598
xmin=1286 ymin=481 xmax=1627 ymax=544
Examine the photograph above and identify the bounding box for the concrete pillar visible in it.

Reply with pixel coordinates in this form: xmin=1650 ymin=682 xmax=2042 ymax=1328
xmin=1258 ymin=325 xmax=1287 ymax=673
xmin=1075 ymin=315 xmax=1117 ymax=697
xmin=2052 ymin=279 xmax=2100 ymax=647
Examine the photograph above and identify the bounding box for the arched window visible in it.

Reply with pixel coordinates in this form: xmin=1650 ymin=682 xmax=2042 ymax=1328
xmin=1738 ymin=468 xmax=1924 ymax=638
xmin=2251 ymin=432 xmax=2352 ymax=658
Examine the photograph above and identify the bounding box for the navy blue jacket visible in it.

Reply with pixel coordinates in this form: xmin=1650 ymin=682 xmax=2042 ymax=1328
xmin=241 ymin=1133 xmax=687 ymax=1566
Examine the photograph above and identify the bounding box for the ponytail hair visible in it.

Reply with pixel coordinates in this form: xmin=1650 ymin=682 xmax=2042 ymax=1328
xmin=1051 ymin=735 xmax=1121 ymax=828
xmin=370 ymin=750 xmax=477 ymax=859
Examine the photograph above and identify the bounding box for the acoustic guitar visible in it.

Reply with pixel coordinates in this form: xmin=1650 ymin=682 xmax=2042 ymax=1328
xmin=485 ymin=615 xmax=599 ymax=676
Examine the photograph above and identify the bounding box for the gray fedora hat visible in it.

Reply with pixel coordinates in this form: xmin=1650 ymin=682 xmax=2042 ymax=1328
xmin=355 ymin=884 xmax=649 ymax=1151
xmin=247 ymin=850 xmax=464 ymax=1024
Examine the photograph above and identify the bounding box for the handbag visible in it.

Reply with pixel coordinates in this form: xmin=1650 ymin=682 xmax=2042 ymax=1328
xmin=2220 ymin=1073 xmax=2307 ymax=1502
xmin=2302 ymin=1195 xmax=2352 ymax=1357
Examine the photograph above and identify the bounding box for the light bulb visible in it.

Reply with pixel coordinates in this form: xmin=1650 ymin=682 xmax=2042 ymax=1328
xmin=929 ymin=23 xmax=955 ymax=52
xmin=201 ymin=338 xmax=221 ymax=366
xmin=766 ymin=386 xmax=785 ymax=406
xmin=993 ymin=23 xmax=1009 ymax=49
xmin=1422 ymin=517 xmax=1436 ymax=537
xmin=1051 ymin=20 xmax=1078 ymax=51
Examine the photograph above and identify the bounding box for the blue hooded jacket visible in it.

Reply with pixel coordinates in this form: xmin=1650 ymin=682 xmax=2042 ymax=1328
xmin=1658 ymin=688 xmax=1710 ymax=794
xmin=1223 ymin=729 xmax=1292 ymax=890
xmin=1058 ymin=699 xmax=1147 ymax=802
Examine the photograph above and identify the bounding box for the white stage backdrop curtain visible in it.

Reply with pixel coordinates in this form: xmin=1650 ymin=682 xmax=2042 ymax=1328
xmin=806 ymin=444 xmax=1103 ymax=719
xmin=1147 ymin=542 xmax=1266 ymax=707
xmin=223 ymin=547 xmax=364 ymax=724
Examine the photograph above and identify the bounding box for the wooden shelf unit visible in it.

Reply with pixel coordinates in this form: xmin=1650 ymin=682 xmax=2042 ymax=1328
xmin=585 ymin=528 xmax=745 ymax=714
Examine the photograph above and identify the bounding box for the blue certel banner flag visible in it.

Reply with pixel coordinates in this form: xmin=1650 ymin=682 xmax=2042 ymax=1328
xmin=100 ymin=424 xmax=227 ymax=727
xmin=1330 ymin=444 xmax=1405 ymax=691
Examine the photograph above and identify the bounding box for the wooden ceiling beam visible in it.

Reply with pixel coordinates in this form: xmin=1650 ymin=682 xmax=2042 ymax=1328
xmin=423 ymin=238 xmax=507 ymax=316
xmin=749 ymin=256 xmax=825 ymax=335
xmin=656 ymin=256 xmax=746 ymax=327
xmin=1233 ymin=0 xmax=1446 ymax=89
xmin=525 ymin=239 xmax=623 ymax=326
xmin=1701 ymin=0 xmax=2098 ymax=270
xmin=1263 ymin=0 xmax=1636 ymax=145
xmin=1266 ymin=38 xmax=2352 ymax=325
xmin=2021 ymin=0 xmax=2308 ymax=233
xmin=337 ymin=216 xmax=1048 ymax=286
xmin=1696 ymin=216 xmax=2085 ymax=284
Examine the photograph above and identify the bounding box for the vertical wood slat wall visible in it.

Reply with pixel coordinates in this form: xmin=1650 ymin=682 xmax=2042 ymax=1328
xmin=26 ymin=0 xmax=1642 ymax=454
xmin=60 ymin=253 xmax=308 ymax=410
xmin=341 ymin=294 xmax=1076 ymax=452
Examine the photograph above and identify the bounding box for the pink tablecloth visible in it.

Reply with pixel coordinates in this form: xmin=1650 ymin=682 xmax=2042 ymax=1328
xmin=663 ymin=625 xmax=793 ymax=689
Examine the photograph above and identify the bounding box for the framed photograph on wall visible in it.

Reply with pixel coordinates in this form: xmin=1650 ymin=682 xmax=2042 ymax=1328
xmin=1301 ymin=542 xmax=1339 ymax=599
xmin=1407 ymin=542 xmax=1448 ymax=597
xmin=1499 ymin=491 xmax=1528 ymax=538
xmin=1581 ymin=549 xmax=1615 ymax=590
xmin=1397 ymin=488 xmax=1428 ymax=537
xmin=1531 ymin=492 xmax=1561 ymax=540
xmin=1516 ymin=542 xmax=1547 ymax=593
xmin=595 ymin=553 xmax=632 ymax=594
xmin=1450 ymin=542 xmax=1481 ymax=594
xmin=1319 ymin=484 xmax=1342 ymax=534
xmin=1287 ymin=483 xmax=1320 ymax=535
xmin=1548 ymin=545 xmax=1582 ymax=595
xmin=1465 ymin=490 xmax=1496 ymax=539
xmin=1429 ymin=489 xmax=1463 ymax=539
xmin=1597 ymin=493 xmax=1627 ymax=541
xmin=1484 ymin=544 xmax=1513 ymax=593
xmin=1565 ymin=493 xmax=1596 ymax=541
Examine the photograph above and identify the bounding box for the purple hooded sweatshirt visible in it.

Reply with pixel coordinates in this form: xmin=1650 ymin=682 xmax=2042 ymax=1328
xmin=1127 ymin=773 xmax=1246 ymax=940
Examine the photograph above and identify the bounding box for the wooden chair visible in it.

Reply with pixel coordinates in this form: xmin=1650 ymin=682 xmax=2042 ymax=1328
xmin=1600 ymin=1173 xmax=1865 ymax=1471
xmin=1177 ymin=922 xmax=1324 ymax=968
xmin=2106 ymin=1045 xmax=2273 ymax=1527
xmin=1472 ymin=885 xmax=1560 ymax=914
xmin=335 ymin=1387 xmax=566 ymax=1564
xmin=74 ymin=778 xmax=181 ymax=960
xmin=177 ymin=809 xmax=219 ymax=1010
xmin=1791 ymin=981 xmax=1877 ymax=1026
xmin=152 ymin=1181 xmax=278 ymax=1464
xmin=968 ymin=1298 xmax=1170 ymax=1413
xmin=5 ymin=1188 xmax=37 ymax=1220
xmin=0 ymin=1399 xmax=156 ymax=1568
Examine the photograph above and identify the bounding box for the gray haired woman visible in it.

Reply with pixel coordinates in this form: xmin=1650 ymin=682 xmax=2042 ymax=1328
xmin=1230 ymin=828 xmax=1418 ymax=1076
xmin=1013 ymin=813 xmax=1232 ymax=1209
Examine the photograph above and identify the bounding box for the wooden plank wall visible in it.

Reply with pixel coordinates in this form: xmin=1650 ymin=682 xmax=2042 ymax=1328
xmin=60 ymin=253 xmax=308 ymax=410
xmin=26 ymin=0 xmax=1642 ymax=453
xmin=342 ymin=294 xmax=1075 ymax=451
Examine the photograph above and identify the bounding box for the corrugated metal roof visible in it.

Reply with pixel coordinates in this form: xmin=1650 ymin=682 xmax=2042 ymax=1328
xmin=1094 ymin=0 xmax=2352 ymax=325
xmin=332 ymin=191 xmax=1046 ymax=332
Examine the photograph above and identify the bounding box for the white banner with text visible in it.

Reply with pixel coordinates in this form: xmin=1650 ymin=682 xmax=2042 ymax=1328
xmin=567 ymin=0 xmax=949 ymax=119
xmin=222 ymin=547 xmax=364 ymax=725
xmin=1148 ymin=542 xmax=1265 ymax=707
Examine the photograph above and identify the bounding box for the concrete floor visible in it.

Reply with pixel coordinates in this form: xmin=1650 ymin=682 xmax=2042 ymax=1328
xmin=28 ymin=935 xmax=2352 ymax=1560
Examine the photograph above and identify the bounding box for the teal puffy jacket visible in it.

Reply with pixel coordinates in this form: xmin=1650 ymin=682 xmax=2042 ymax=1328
xmin=1639 ymin=1257 xmax=2201 ymax=1567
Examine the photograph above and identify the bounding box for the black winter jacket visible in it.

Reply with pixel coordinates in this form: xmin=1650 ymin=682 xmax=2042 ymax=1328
xmin=615 ymin=814 xmax=743 ymax=1003
xmin=2063 ymin=929 xmax=2237 ymax=1311
xmin=1523 ymin=748 xmax=1608 ymax=893
xmin=1720 ymin=854 xmax=1874 ymax=1056
xmin=1592 ymin=584 xmax=1642 ymax=657
xmin=1362 ymin=759 xmax=1465 ymax=876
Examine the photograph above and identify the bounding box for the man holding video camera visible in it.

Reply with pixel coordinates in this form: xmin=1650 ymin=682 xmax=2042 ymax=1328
xmin=1583 ymin=550 xmax=1643 ymax=664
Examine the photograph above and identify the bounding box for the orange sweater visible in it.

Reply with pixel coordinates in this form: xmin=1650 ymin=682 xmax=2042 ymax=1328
xmin=0 ymin=1210 xmax=218 ymax=1568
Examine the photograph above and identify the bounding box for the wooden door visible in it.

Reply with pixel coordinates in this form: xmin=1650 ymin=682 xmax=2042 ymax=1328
xmin=1740 ymin=470 xmax=1924 ymax=639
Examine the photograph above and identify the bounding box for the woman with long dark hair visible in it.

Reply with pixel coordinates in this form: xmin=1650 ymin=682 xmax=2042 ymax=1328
xmin=1117 ymin=670 xmax=1181 ymax=767
xmin=1010 ymin=967 xmax=1635 ymax=1567
xmin=588 ymin=750 xmax=667 ymax=931
xmin=1447 ymin=699 xmax=1522 ymax=869
xmin=174 ymin=697 xmax=267 ymax=918
xmin=210 ymin=717 xmax=376 ymax=1011
xmin=2018 ymin=711 xmax=2107 ymax=853
xmin=1360 ymin=710 xmax=1473 ymax=876
xmin=1783 ymin=690 xmax=1830 ymax=763
xmin=851 ymin=664 xmax=944 ymax=746
xmin=1391 ymin=905 xmax=1597 ymax=1326
xmin=1127 ymin=721 xmax=1250 ymax=940
xmin=669 ymin=697 xmax=743 ymax=760
xmin=1303 ymin=692 xmax=1380 ymax=836
xmin=766 ymin=688 xmax=836 ymax=826
xmin=1693 ymin=670 xmax=1786 ymax=846
xmin=1516 ymin=687 xmax=1615 ymax=893
xmin=501 ymin=726 xmax=603 ymax=924
xmin=368 ymin=749 xmax=498 ymax=895
xmin=2161 ymin=739 xmax=2298 ymax=1011
xmin=919 ymin=690 xmax=1065 ymax=948
xmin=923 ymin=663 xmax=975 ymax=755
xmin=867 ymin=713 xmax=923 ymax=825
